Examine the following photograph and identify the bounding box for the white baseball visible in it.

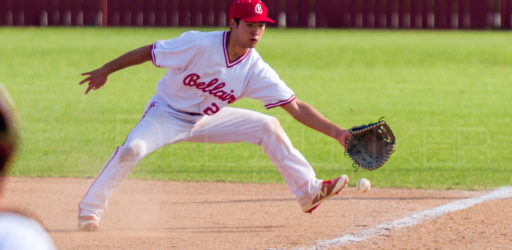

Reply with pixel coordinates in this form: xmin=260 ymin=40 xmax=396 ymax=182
xmin=356 ymin=178 xmax=371 ymax=192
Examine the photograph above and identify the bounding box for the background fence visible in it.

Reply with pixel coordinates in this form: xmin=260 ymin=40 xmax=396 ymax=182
xmin=1 ymin=0 xmax=511 ymax=29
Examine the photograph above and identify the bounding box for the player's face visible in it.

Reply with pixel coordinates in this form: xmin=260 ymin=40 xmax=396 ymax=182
xmin=231 ymin=20 xmax=266 ymax=48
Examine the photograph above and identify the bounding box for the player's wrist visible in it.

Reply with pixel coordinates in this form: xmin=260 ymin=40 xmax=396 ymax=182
xmin=98 ymin=65 xmax=113 ymax=76
xmin=333 ymin=128 xmax=347 ymax=139
xmin=334 ymin=129 xmax=350 ymax=148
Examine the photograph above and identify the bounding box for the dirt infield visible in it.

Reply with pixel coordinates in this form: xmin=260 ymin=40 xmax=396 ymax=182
xmin=2 ymin=177 xmax=511 ymax=249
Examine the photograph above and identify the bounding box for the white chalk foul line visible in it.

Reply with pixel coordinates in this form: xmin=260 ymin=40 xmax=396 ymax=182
xmin=314 ymin=186 xmax=512 ymax=249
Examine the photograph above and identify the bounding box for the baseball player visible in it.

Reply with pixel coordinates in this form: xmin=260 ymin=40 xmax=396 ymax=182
xmin=78 ymin=0 xmax=351 ymax=231
xmin=0 ymin=84 xmax=56 ymax=250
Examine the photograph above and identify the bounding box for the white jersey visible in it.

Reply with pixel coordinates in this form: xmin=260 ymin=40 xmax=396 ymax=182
xmin=151 ymin=31 xmax=295 ymax=115
xmin=0 ymin=212 xmax=56 ymax=250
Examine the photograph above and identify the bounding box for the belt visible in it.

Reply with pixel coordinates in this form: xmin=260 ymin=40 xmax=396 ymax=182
xmin=167 ymin=104 xmax=202 ymax=116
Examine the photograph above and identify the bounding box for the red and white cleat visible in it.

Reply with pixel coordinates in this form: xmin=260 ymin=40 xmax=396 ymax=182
xmin=302 ymin=175 xmax=349 ymax=213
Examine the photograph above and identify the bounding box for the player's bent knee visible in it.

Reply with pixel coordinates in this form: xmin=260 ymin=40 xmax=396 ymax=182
xmin=261 ymin=116 xmax=285 ymax=135
xmin=118 ymin=139 xmax=147 ymax=164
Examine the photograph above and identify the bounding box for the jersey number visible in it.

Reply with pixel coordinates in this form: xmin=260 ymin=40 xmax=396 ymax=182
xmin=203 ymin=102 xmax=220 ymax=115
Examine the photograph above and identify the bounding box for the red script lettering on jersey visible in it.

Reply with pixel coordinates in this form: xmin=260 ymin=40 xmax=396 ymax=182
xmin=183 ymin=73 xmax=237 ymax=104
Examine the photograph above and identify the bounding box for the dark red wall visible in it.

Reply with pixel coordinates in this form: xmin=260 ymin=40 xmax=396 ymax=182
xmin=0 ymin=0 xmax=510 ymax=29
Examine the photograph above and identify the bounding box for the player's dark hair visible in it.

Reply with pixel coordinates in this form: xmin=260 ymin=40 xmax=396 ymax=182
xmin=229 ymin=18 xmax=241 ymax=32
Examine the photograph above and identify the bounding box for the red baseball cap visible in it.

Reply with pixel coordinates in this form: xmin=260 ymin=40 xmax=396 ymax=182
xmin=229 ymin=0 xmax=275 ymax=23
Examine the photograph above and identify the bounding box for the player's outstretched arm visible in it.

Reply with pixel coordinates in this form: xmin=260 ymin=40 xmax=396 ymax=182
xmin=79 ymin=44 xmax=153 ymax=95
xmin=280 ymin=99 xmax=351 ymax=148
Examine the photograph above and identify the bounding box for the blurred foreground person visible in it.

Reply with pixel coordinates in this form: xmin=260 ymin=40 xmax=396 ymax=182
xmin=0 ymin=84 xmax=55 ymax=250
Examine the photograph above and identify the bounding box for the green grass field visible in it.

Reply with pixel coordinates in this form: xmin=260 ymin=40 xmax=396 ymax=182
xmin=1 ymin=27 xmax=511 ymax=189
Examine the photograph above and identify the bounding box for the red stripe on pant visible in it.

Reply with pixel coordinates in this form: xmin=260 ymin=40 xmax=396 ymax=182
xmin=78 ymin=146 xmax=120 ymax=217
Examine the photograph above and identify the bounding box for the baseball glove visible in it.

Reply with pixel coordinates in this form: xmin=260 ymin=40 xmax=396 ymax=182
xmin=345 ymin=119 xmax=396 ymax=171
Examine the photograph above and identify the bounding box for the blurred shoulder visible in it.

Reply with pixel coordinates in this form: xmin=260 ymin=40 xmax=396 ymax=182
xmin=0 ymin=211 xmax=55 ymax=250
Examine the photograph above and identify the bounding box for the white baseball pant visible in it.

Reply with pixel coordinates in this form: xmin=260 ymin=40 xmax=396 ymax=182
xmin=79 ymin=95 xmax=322 ymax=220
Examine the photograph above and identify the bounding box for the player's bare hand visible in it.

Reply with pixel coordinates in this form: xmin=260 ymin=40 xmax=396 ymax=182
xmin=79 ymin=68 xmax=109 ymax=95
xmin=336 ymin=129 xmax=351 ymax=148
